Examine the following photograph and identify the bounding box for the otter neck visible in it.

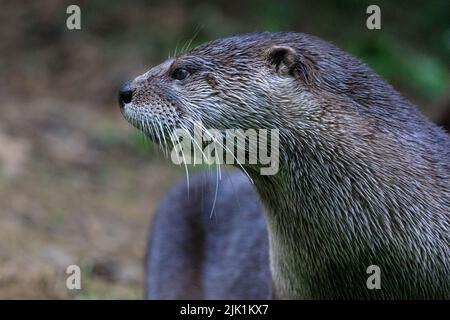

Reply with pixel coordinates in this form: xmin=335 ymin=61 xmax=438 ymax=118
xmin=247 ymin=122 xmax=441 ymax=299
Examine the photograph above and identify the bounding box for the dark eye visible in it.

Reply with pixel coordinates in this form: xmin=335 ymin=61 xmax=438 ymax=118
xmin=172 ymin=68 xmax=189 ymax=80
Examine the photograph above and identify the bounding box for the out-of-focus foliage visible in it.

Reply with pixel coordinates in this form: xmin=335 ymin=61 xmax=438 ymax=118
xmin=2 ymin=0 xmax=447 ymax=106
xmin=81 ymin=0 xmax=449 ymax=102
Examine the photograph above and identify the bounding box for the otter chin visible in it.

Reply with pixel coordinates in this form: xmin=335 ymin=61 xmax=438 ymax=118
xmin=119 ymin=32 xmax=450 ymax=299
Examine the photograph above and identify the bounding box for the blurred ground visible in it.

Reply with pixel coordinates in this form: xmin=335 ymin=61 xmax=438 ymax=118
xmin=0 ymin=96 xmax=183 ymax=299
xmin=0 ymin=2 xmax=186 ymax=298
xmin=0 ymin=1 xmax=448 ymax=299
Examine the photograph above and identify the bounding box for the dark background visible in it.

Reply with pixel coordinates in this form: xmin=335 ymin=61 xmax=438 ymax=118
xmin=0 ymin=0 xmax=448 ymax=298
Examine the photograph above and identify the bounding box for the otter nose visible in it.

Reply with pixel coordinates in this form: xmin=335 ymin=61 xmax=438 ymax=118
xmin=118 ymin=80 xmax=133 ymax=108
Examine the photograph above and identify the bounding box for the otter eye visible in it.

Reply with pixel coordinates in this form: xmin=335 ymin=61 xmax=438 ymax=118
xmin=172 ymin=68 xmax=189 ymax=80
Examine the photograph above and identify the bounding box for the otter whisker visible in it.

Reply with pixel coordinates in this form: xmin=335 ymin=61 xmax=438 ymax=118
xmin=167 ymin=128 xmax=181 ymax=165
xmin=181 ymin=25 xmax=202 ymax=54
xmin=148 ymin=116 xmax=160 ymax=144
xmin=180 ymin=121 xmax=217 ymax=190
xmin=141 ymin=116 xmax=156 ymax=149
xmin=195 ymin=122 xmax=253 ymax=184
xmin=155 ymin=114 xmax=169 ymax=158
xmin=180 ymin=122 xmax=209 ymax=167
xmin=149 ymin=116 xmax=163 ymax=152
xmin=179 ymin=121 xmax=221 ymax=218
xmin=224 ymin=170 xmax=242 ymax=211
xmin=142 ymin=116 xmax=153 ymax=141
xmin=173 ymin=44 xmax=179 ymax=59
xmin=179 ymin=121 xmax=215 ymax=201
xmin=172 ymin=125 xmax=191 ymax=194
xmin=144 ymin=117 xmax=160 ymax=152
xmin=142 ymin=118 xmax=153 ymax=148
xmin=209 ymin=163 xmax=220 ymax=219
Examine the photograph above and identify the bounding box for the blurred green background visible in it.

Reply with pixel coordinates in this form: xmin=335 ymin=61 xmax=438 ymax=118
xmin=0 ymin=0 xmax=448 ymax=299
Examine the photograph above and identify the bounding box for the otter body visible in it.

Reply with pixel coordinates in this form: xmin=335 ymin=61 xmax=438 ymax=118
xmin=120 ymin=32 xmax=450 ymax=299
xmin=146 ymin=171 xmax=271 ymax=299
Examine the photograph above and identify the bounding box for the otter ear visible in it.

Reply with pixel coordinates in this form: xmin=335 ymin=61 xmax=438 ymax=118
xmin=265 ymin=46 xmax=297 ymax=76
xmin=265 ymin=45 xmax=316 ymax=84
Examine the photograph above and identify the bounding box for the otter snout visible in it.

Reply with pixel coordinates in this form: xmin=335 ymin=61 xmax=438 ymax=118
xmin=118 ymin=80 xmax=133 ymax=108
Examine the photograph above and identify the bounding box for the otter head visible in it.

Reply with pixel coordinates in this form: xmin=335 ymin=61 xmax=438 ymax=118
xmin=118 ymin=32 xmax=392 ymax=178
xmin=118 ymin=33 xmax=324 ymax=147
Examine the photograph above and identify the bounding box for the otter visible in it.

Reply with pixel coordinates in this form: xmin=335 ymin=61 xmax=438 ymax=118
xmin=146 ymin=170 xmax=271 ymax=299
xmin=119 ymin=32 xmax=450 ymax=299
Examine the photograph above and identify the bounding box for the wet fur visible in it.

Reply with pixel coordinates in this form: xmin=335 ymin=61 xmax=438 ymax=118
xmin=123 ymin=32 xmax=450 ymax=299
